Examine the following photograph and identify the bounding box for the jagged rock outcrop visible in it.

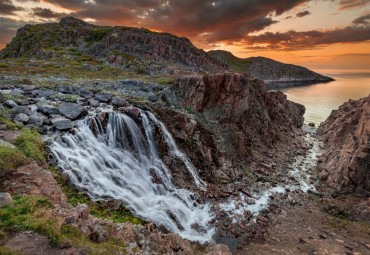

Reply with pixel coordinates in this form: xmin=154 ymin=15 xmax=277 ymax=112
xmin=317 ymin=95 xmax=370 ymax=195
xmin=168 ymin=73 xmax=306 ymax=177
xmin=0 ymin=17 xmax=227 ymax=74
xmin=208 ymin=50 xmax=334 ymax=89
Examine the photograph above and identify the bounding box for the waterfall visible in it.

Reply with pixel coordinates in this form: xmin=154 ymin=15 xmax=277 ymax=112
xmin=50 ymin=111 xmax=214 ymax=243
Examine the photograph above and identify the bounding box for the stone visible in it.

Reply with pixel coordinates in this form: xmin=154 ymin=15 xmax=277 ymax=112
xmin=37 ymin=88 xmax=57 ymax=98
xmin=95 ymin=92 xmax=112 ymax=103
xmin=148 ymin=92 xmax=158 ymax=102
xmin=111 ymin=97 xmax=128 ymax=107
xmin=14 ymin=105 xmax=32 ymax=116
xmin=0 ymin=104 xmax=4 ymax=110
xmin=0 ymin=139 xmax=16 ymax=149
xmin=14 ymin=113 xmax=29 ymax=123
xmin=0 ymin=192 xmax=13 ymax=207
xmin=38 ymin=105 xmax=59 ymax=115
xmin=78 ymin=89 xmax=94 ymax=98
xmin=308 ymin=122 xmax=315 ymax=127
xmin=59 ymin=102 xmax=83 ymax=120
xmin=51 ymin=118 xmax=72 ymax=130
xmin=28 ymin=115 xmax=44 ymax=127
xmin=5 ymin=99 xmax=17 ymax=108
xmin=88 ymin=99 xmax=100 ymax=107
xmin=58 ymin=85 xmax=74 ymax=94
xmin=10 ymin=89 xmax=24 ymax=96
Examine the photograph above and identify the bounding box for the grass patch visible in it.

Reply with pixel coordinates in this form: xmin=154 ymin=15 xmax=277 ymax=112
xmin=0 ymin=247 xmax=21 ymax=255
xmin=0 ymin=145 xmax=29 ymax=172
xmin=0 ymin=195 xmax=128 ymax=254
xmin=0 ymin=116 xmax=22 ymax=130
xmin=329 ymin=218 xmax=370 ymax=234
xmin=13 ymin=128 xmax=45 ymax=160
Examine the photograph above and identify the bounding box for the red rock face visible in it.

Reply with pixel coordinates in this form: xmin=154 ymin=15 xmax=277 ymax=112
xmin=317 ymin=95 xmax=370 ymax=195
xmin=169 ymin=73 xmax=305 ymax=176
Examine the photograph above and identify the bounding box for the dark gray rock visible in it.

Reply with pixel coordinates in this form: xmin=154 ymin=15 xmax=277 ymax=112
xmin=28 ymin=115 xmax=44 ymax=127
xmin=4 ymin=100 xmax=17 ymax=108
xmin=0 ymin=104 xmax=4 ymax=110
xmin=111 ymin=97 xmax=129 ymax=107
xmin=14 ymin=105 xmax=32 ymax=116
xmin=51 ymin=118 xmax=72 ymax=130
xmin=58 ymin=86 xmax=74 ymax=94
xmin=38 ymin=105 xmax=59 ymax=115
xmin=0 ymin=92 xmax=2 ymax=103
xmin=14 ymin=113 xmax=29 ymax=123
xmin=59 ymin=102 xmax=83 ymax=120
xmin=37 ymin=88 xmax=57 ymax=98
xmin=77 ymin=89 xmax=94 ymax=98
xmin=148 ymin=92 xmax=158 ymax=102
xmin=10 ymin=89 xmax=24 ymax=96
xmin=117 ymin=79 xmax=145 ymax=90
xmin=95 ymin=92 xmax=112 ymax=103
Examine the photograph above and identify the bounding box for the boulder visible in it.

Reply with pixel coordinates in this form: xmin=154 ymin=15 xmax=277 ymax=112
xmin=111 ymin=97 xmax=128 ymax=107
xmin=95 ymin=92 xmax=112 ymax=103
xmin=28 ymin=115 xmax=44 ymax=127
xmin=0 ymin=192 xmax=13 ymax=207
xmin=59 ymin=102 xmax=83 ymax=120
xmin=51 ymin=118 xmax=72 ymax=130
xmin=38 ymin=105 xmax=59 ymax=115
xmin=148 ymin=92 xmax=158 ymax=102
xmin=14 ymin=105 xmax=32 ymax=116
xmin=58 ymin=85 xmax=74 ymax=94
xmin=88 ymin=99 xmax=100 ymax=108
xmin=37 ymin=88 xmax=57 ymax=98
xmin=14 ymin=113 xmax=29 ymax=123
xmin=77 ymin=89 xmax=94 ymax=98
xmin=4 ymin=100 xmax=17 ymax=108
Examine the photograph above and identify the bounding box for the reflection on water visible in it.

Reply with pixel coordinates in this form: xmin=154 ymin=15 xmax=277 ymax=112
xmin=277 ymin=69 xmax=370 ymax=126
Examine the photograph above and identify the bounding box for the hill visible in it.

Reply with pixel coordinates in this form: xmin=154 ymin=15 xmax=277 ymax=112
xmin=208 ymin=50 xmax=334 ymax=89
xmin=0 ymin=17 xmax=227 ymax=75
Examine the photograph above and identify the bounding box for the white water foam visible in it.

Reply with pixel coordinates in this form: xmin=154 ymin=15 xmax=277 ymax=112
xmin=50 ymin=111 xmax=214 ymax=243
xmin=220 ymin=134 xmax=323 ymax=222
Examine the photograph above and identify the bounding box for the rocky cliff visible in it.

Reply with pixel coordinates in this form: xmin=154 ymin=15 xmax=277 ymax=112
xmin=0 ymin=17 xmax=227 ymax=75
xmin=208 ymin=50 xmax=333 ymax=89
xmin=166 ymin=73 xmax=306 ymax=180
xmin=317 ymin=95 xmax=370 ymax=196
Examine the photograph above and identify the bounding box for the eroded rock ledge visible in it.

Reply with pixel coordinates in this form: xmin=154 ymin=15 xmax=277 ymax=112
xmin=317 ymin=95 xmax=370 ymax=195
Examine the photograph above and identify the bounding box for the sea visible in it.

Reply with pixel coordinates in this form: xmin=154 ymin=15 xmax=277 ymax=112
xmin=276 ymin=69 xmax=370 ymax=126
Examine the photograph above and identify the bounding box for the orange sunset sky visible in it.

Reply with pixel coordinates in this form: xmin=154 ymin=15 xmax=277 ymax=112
xmin=0 ymin=0 xmax=369 ymax=69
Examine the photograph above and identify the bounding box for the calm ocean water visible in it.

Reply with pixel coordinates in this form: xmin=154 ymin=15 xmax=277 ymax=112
xmin=277 ymin=69 xmax=370 ymax=126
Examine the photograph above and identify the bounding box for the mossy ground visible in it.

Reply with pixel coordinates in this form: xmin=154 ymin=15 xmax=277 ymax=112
xmin=0 ymin=195 xmax=128 ymax=254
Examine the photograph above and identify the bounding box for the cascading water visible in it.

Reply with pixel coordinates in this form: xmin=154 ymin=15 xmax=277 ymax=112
xmin=50 ymin=111 xmax=214 ymax=243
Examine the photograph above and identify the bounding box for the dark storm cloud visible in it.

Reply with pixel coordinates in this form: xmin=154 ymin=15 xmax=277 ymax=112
xmin=296 ymin=10 xmax=311 ymax=17
xmin=0 ymin=0 xmax=24 ymax=15
xmin=32 ymin=8 xmax=70 ymax=19
xmin=41 ymin=0 xmax=310 ymax=34
xmin=353 ymin=14 xmax=370 ymax=25
xmin=243 ymin=25 xmax=370 ymax=51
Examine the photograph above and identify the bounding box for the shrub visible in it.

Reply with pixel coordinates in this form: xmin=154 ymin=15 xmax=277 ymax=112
xmin=14 ymin=128 xmax=45 ymax=160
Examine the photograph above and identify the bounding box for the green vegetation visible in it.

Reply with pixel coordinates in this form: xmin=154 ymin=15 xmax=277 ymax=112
xmin=0 ymin=195 xmax=128 ymax=254
xmin=14 ymin=128 xmax=45 ymax=161
xmin=0 ymin=247 xmax=21 ymax=255
xmin=208 ymin=50 xmax=251 ymax=73
xmin=0 ymin=116 xmax=22 ymax=130
xmin=0 ymin=145 xmax=29 ymax=172
xmin=50 ymin=168 xmax=143 ymax=225
xmin=85 ymin=27 xmax=113 ymax=42
xmin=51 ymin=93 xmax=81 ymax=103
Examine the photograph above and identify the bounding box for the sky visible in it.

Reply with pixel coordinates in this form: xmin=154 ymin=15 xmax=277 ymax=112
xmin=0 ymin=0 xmax=370 ymax=69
